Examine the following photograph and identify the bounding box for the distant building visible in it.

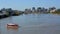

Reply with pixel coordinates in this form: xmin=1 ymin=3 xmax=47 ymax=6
xmin=0 ymin=8 xmax=14 ymax=15
xmin=32 ymin=7 xmax=36 ymax=12
xmin=2 ymin=11 xmax=7 ymax=14
xmin=49 ymin=7 xmax=56 ymax=13
xmin=37 ymin=7 xmax=42 ymax=12
xmin=50 ymin=9 xmax=56 ymax=13
xmin=24 ymin=8 xmax=32 ymax=13
xmin=0 ymin=10 xmax=2 ymax=13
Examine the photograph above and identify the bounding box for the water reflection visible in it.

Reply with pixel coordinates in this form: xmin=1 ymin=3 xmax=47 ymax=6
xmin=7 ymin=26 xmax=19 ymax=30
xmin=7 ymin=29 xmax=18 ymax=34
xmin=7 ymin=26 xmax=19 ymax=34
xmin=0 ymin=29 xmax=1 ymax=34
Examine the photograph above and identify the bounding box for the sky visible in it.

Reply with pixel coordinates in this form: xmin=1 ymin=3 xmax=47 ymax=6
xmin=0 ymin=0 xmax=60 ymax=10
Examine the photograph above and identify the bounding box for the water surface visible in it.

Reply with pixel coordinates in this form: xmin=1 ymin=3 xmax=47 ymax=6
xmin=0 ymin=14 xmax=60 ymax=34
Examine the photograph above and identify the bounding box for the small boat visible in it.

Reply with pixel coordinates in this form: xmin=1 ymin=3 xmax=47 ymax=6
xmin=7 ymin=23 xmax=19 ymax=29
xmin=7 ymin=23 xmax=18 ymax=26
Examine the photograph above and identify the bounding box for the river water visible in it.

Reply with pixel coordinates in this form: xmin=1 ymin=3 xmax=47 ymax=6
xmin=0 ymin=14 xmax=60 ymax=34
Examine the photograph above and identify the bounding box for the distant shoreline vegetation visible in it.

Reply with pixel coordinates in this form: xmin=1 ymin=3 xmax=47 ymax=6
xmin=0 ymin=7 xmax=60 ymax=16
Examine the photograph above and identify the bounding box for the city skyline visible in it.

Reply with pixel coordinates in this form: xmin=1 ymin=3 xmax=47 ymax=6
xmin=0 ymin=0 xmax=60 ymax=10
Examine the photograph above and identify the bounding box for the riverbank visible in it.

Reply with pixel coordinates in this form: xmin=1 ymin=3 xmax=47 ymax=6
xmin=0 ymin=14 xmax=9 ymax=19
xmin=0 ymin=12 xmax=24 ymax=19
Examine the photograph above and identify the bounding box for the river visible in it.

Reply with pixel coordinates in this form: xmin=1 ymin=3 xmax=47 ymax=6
xmin=0 ymin=14 xmax=60 ymax=34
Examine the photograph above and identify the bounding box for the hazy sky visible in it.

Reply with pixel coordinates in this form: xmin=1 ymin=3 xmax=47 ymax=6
xmin=0 ymin=0 xmax=60 ymax=10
